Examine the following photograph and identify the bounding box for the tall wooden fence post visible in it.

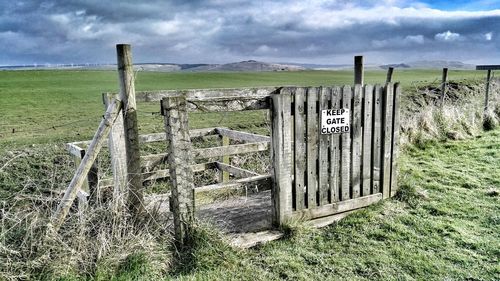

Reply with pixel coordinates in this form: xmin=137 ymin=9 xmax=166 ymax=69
xmin=440 ymin=68 xmax=448 ymax=106
xmin=354 ymin=56 xmax=364 ymax=85
xmin=381 ymin=83 xmax=394 ymax=199
xmin=116 ymin=44 xmax=144 ymax=218
xmin=386 ymin=67 xmax=394 ymax=83
xmin=270 ymin=89 xmax=293 ymax=225
xmin=390 ymin=83 xmax=401 ymax=197
xmin=484 ymin=69 xmax=492 ymax=111
xmin=162 ymin=96 xmax=195 ymax=245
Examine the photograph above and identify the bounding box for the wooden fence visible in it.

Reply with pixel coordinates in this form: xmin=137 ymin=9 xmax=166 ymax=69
xmin=271 ymin=84 xmax=400 ymax=224
xmin=53 ymin=45 xmax=401 ymax=247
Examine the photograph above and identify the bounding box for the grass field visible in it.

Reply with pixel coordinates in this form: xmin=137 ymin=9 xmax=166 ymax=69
xmin=155 ymin=129 xmax=498 ymax=281
xmin=0 ymin=69 xmax=498 ymax=280
xmin=0 ymin=69 xmax=484 ymax=148
xmin=2 ymin=128 xmax=496 ymax=280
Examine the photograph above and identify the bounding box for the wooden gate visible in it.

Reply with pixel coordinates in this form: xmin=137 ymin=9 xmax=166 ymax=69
xmin=271 ymin=83 xmax=401 ymax=224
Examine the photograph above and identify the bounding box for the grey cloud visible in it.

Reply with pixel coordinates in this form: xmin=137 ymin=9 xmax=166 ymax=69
xmin=0 ymin=0 xmax=499 ymax=65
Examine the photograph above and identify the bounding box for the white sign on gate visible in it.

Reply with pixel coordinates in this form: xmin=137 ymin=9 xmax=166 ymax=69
xmin=320 ymin=109 xmax=350 ymax=134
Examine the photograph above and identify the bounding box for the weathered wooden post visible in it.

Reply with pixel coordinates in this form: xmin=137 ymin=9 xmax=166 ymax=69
xmin=475 ymin=65 xmax=499 ymax=115
xmin=103 ymin=93 xmax=128 ymax=216
xmin=270 ymin=89 xmax=293 ymax=225
xmin=220 ymin=135 xmax=230 ymax=183
xmin=381 ymin=83 xmax=394 ymax=199
xmin=390 ymin=83 xmax=401 ymax=197
xmin=161 ymin=95 xmax=195 ymax=245
xmin=51 ymin=99 xmax=122 ymax=230
xmin=354 ymin=56 xmax=364 ymax=85
xmin=485 ymin=69 xmax=492 ymax=111
xmin=116 ymin=44 xmax=144 ymax=218
xmin=386 ymin=67 xmax=394 ymax=83
xmin=440 ymin=68 xmax=448 ymax=106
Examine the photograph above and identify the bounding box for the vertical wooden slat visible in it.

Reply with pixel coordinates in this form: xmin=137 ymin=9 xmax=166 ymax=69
xmin=271 ymin=89 xmax=293 ymax=225
xmin=351 ymin=85 xmax=362 ymax=198
xmin=381 ymin=83 xmax=394 ymax=199
xmin=362 ymin=85 xmax=373 ymax=197
xmin=220 ymin=135 xmax=230 ymax=182
xmin=306 ymin=87 xmax=319 ymax=208
xmin=104 ymin=93 xmax=127 ymax=214
xmin=329 ymin=87 xmax=341 ymax=202
xmin=340 ymin=85 xmax=352 ymax=201
xmin=318 ymin=87 xmax=330 ymax=205
xmin=371 ymin=85 xmax=383 ymax=194
xmin=162 ymin=95 xmax=195 ymax=245
xmin=294 ymin=88 xmax=306 ymax=210
xmin=390 ymin=83 xmax=401 ymax=197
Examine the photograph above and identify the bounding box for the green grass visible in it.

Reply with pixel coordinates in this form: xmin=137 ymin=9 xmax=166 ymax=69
xmin=1 ymin=69 xmax=497 ymax=280
xmin=161 ymin=129 xmax=499 ymax=280
xmin=0 ymin=69 xmax=483 ymax=148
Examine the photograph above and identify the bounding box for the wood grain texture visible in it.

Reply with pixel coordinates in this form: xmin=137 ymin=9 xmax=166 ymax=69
xmin=351 ymin=85 xmax=362 ymax=198
xmin=220 ymin=135 xmax=230 ymax=183
xmin=215 ymin=162 xmax=260 ymax=178
xmin=139 ymin=88 xmax=274 ymax=112
xmin=271 ymin=88 xmax=293 ymax=225
xmin=215 ymin=128 xmax=270 ymax=143
xmin=116 ymin=44 xmax=144 ymax=217
xmin=329 ymin=87 xmax=341 ymax=202
xmin=340 ymin=86 xmax=352 ymax=201
xmin=293 ymin=87 xmax=306 ymax=210
xmin=381 ymin=83 xmax=394 ymax=199
xmin=104 ymin=93 xmax=128 ymax=215
xmin=141 ymin=142 xmax=269 ymax=169
xmin=390 ymin=83 xmax=401 ymax=197
xmin=50 ymin=98 xmax=122 ymax=231
xmin=371 ymin=85 xmax=383 ymax=194
xmin=306 ymin=87 xmax=319 ymax=208
xmin=292 ymin=193 xmax=382 ymax=221
xmin=318 ymin=87 xmax=330 ymax=205
xmin=162 ymin=95 xmax=195 ymax=245
xmin=362 ymin=85 xmax=373 ymax=197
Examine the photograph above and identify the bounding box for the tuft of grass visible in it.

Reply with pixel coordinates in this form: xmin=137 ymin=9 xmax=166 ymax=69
xmin=169 ymin=222 xmax=242 ymax=276
xmin=483 ymin=109 xmax=499 ymax=131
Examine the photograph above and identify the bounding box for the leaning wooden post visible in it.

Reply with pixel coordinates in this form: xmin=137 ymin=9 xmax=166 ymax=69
xmin=161 ymin=95 xmax=195 ymax=245
xmin=50 ymin=99 xmax=122 ymax=230
xmin=103 ymin=93 xmax=128 ymax=216
xmin=354 ymin=55 xmax=364 ymax=85
xmin=484 ymin=69 xmax=492 ymax=111
xmin=116 ymin=44 xmax=144 ymax=218
xmin=386 ymin=67 xmax=394 ymax=83
xmin=440 ymin=68 xmax=448 ymax=106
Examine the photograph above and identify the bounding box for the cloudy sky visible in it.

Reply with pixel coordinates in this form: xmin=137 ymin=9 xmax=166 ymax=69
xmin=1 ymin=0 xmax=499 ymax=65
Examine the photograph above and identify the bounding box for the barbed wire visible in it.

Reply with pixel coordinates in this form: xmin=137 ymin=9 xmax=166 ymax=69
xmin=0 ymin=117 xmax=102 ymax=136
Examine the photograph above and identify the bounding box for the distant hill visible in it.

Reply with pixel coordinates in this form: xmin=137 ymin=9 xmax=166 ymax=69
xmin=183 ymin=60 xmax=306 ymax=72
xmin=1 ymin=60 xmax=476 ymax=72
xmin=380 ymin=60 xmax=475 ymax=70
